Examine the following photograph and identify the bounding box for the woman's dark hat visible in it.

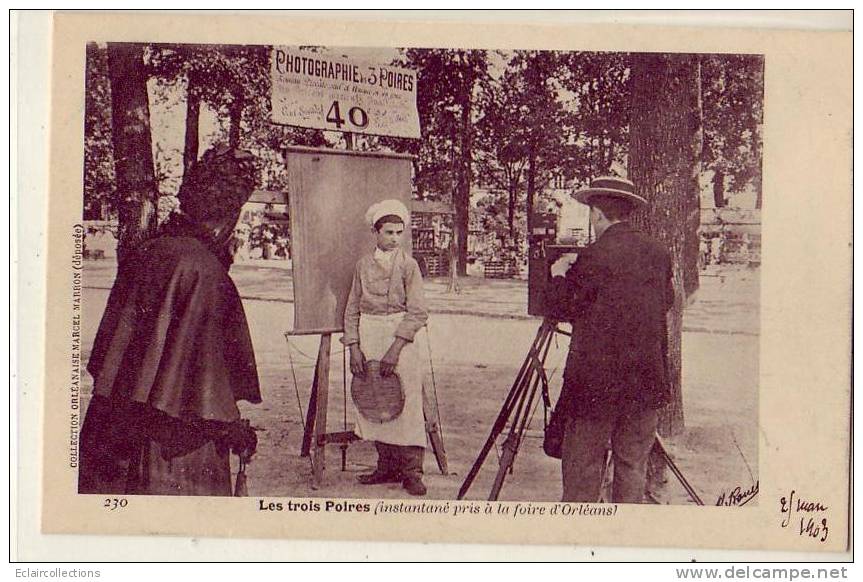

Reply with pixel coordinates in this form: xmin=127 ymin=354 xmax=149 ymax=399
xmin=572 ymin=176 xmax=647 ymax=207
xmin=178 ymin=146 xmax=258 ymax=222
xmin=350 ymin=360 xmax=405 ymax=423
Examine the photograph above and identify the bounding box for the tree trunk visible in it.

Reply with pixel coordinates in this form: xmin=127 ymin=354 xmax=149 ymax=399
xmin=413 ymin=160 xmax=423 ymax=199
xmin=628 ymin=53 xmax=702 ymax=438
xmin=597 ymin=137 xmax=606 ymax=176
xmin=606 ymin=136 xmax=615 ymax=174
xmin=446 ymin=237 xmax=461 ymax=294
xmin=712 ymin=169 xmax=725 ymax=208
xmin=507 ymin=183 xmax=516 ymax=242
xmin=107 ymin=43 xmax=158 ymax=268
xmin=526 ymin=151 xmax=536 ymax=239
xmin=754 ymin=166 xmax=763 ymax=210
xmin=454 ymin=60 xmax=473 ymax=277
xmin=684 ymin=59 xmax=704 ymax=298
xmin=183 ymin=71 xmax=201 ymax=175
xmin=228 ymin=91 xmax=243 ymax=148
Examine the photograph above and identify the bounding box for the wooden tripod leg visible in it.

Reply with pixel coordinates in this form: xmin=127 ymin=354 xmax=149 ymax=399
xmin=489 ymin=323 xmax=556 ymax=499
xmin=488 ymin=435 xmax=518 ymax=501
xmin=458 ymin=320 xmax=555 ymax=499
xmin=310 ymin=334 xmax=332 ymax=488
xmin=654 ymin=435 xmax=705 ymax=506
xmin=422 ymin=378 xmax=448 ymax=475
xmin=598 ymin=445 xmax=613 ymax=503
xmin=300 ymin=352 xmax=321 ymax=458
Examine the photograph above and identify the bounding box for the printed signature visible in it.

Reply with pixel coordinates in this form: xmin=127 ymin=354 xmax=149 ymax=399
xmin=715 ymin=481 xmax=759 ymax=506
xmin=779 ymin=490 xmax=829 ymax=543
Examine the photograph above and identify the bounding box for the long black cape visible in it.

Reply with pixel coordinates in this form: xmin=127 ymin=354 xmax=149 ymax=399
xmin=87 ymin=219 xmax=261 ymax=423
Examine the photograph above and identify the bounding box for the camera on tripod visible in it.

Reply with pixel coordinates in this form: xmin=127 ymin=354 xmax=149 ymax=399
xmin=527 ymin=213 xmax=583 ymax=317
xmin=460 ymin=212 xmax=705 ymax=505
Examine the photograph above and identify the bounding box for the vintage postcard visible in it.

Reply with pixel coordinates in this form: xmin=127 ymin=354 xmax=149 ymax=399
xmin=33 ymin=11 xmax=850 ymax=554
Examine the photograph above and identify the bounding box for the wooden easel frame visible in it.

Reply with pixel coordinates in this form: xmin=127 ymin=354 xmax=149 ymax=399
xmin=286 ymin=136 xmax=446 ymax=488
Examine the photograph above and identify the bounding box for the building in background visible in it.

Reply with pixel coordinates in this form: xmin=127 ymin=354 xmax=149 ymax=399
xmin=410 ymin=199 xmax=453 ymax=277
xmin=699 ymin=208 xmax=761 ymax=267
xmin=82 ymin=189 xmax=290 ymax=263
xmin=236 ymin=190 xmax=290 ymax=261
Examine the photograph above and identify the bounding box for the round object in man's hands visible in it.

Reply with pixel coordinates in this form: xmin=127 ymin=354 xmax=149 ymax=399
xmin=351 ymin=360 xmax=405 ymax=423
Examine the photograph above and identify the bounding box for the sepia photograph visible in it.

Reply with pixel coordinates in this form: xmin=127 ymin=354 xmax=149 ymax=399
xmin=76 ymin=42 xmax=762 ymax=506
xmin=25 ymin=11 xmax=850 ymax=554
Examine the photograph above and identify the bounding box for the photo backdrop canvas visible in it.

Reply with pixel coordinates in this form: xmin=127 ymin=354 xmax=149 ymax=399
xmin=287 ymin=146 xmax=413 ymax=334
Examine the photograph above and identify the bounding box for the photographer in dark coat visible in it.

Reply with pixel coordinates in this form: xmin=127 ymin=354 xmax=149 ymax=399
xmin=79 ymin=146 xmax=261 ymax=496
xmin=546 ymin=176 xmax=674 ymax=503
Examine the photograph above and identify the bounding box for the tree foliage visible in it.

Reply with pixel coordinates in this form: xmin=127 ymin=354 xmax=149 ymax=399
xmin=508 ymin=51 xmax=572 ymax=236
xmin=559 ymin=51 xmax=631 ymax=183
xmin=83 ymin=43 xmax=764 ymax=266
xmin=473 ymin=59 xmax=529 ymax=243
xmin=83 ymin=42 xmax=116 ymax=220
xmin=474 ymin=51 xmax=573 ymax=246
xmin=147 ymin=43 xmax=327 ymax=194
xmin=701 ymin=54 xmax=764 ymax=207
xmin=381 ymin=49 xmax=489 ymax=275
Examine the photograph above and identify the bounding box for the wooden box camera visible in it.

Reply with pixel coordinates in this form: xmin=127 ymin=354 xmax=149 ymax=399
xmin=527 ymin=241 xmax=582 ymax=317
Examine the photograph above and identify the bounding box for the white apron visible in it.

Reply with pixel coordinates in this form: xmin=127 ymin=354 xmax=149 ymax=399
xmin=352 ymin=312 xmax=428 ymax=448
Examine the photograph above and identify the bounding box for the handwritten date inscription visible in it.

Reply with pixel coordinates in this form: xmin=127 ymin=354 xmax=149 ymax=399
xmin=780 ymin=490 xmax=829 ymax=543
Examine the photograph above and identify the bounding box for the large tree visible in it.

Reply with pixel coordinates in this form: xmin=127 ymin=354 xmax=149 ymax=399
xmin=450 ymin=50 xmax=487 ymax=276
xmin=628 ymin=53 xmax=703 ymax=437
xmin=384 ymin=49 xmax=489 ymax=275
xmin=106 ymin=43 xmax=159 ymax=267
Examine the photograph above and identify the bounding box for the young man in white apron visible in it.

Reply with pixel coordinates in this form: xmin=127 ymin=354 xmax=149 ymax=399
xmin=342 ymin=199 xmax=430 ymax=496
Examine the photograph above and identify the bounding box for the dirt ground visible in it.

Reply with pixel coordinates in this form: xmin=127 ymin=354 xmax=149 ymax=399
xmin=80 ymin=262 xmax=759 ymax=506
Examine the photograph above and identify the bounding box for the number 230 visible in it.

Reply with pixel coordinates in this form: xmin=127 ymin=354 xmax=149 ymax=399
xmin=103 ymin=498 xmax=128 ymax=510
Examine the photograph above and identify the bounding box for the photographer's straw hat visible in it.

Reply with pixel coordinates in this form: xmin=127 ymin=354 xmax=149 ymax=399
xmin=572 ymin=176 xmax=647 ymax=207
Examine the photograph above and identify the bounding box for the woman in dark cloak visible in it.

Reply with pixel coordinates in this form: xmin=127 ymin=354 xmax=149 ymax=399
xmin=78 ymin=146 xmax=262 ymax=496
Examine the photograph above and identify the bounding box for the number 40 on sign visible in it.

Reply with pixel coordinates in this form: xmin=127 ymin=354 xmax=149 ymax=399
xmin=326 ymin=101 xmax=369 ymax=130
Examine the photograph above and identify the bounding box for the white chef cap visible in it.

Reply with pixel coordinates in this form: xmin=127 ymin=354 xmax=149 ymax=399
xmin=365 ymin=199 xmax=410 ymax=228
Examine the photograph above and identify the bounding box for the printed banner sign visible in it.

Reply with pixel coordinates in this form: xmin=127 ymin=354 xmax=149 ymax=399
xmin=270 ymin=47 xmax=420 ymax=139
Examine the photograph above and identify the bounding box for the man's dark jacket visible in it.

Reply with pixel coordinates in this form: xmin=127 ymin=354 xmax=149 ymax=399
xmin=547 ymin=221 xmax=674 ymax=419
